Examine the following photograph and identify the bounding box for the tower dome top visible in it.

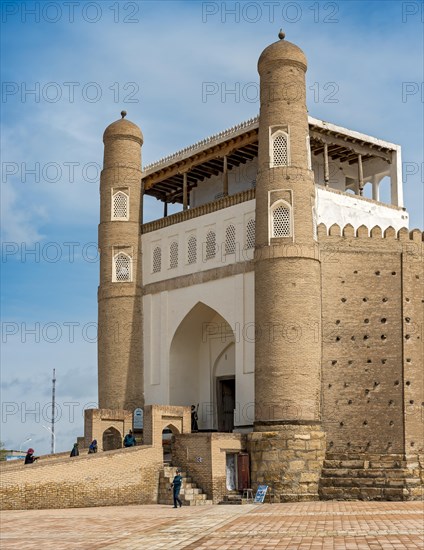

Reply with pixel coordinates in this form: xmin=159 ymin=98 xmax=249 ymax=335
xmin=258 ymin=31 xmax=307 ymax=72
xmin=103 ymin=112 xmax=143 ymax=144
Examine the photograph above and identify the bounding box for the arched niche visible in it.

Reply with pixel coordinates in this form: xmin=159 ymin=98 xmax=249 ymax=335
xmin=102 ymin=426 xmax=122 ymax=451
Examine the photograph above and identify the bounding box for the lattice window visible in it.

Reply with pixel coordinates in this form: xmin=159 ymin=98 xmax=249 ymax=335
xmin=246 ymin=219 xmax=255 ymax=249
xmin=114 ymin=253 xmax=131 ymax=282
xmin=187 ymin=236 xmax=197 ymax=264
xmin=153 ymin=246 xmax=161 ymax=273
xmin=205 ymin=230 xmax=216 ymax=260
xmin=169 ymin=241 xmax=178 ymax=269
xmin=272 ymin=132 xmax=288 ymax=167
xmin=272 ymin=203 xmax=291 ymax=237
xmin=225 ymin=225 xmax=236 ymax=254
xmin=112 ymin=191 xmax=129 ymax=219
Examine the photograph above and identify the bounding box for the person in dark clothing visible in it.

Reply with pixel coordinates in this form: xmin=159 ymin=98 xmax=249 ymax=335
xmin=88 ymin=440 xmax=98 ymax=454
xmin=123 ymin=430 xmax=136 ymax=447
xmin=24 ymin=448 xmax=39 ymax=464
xmin=70 ymin=443 xmax=79 ymax=457
xmin=171 ymin=469 xmax=183 ymax=508
xmin=191 ymin=404 xmax=199 ymax=432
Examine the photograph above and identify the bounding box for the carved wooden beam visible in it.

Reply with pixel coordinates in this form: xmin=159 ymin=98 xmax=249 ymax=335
xmin=143 ymin=130 xmax=258 ymax=189
xmin=310 ymin=130 xmax=391 ymax=163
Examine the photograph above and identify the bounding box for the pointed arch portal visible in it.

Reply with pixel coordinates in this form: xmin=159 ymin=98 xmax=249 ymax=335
xmin=169 ymin=302 xmax=235 ymax=431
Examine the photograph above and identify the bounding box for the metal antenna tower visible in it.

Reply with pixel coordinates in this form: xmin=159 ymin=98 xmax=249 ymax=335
xmin=51 ymin=368 xmax=56 ymax=454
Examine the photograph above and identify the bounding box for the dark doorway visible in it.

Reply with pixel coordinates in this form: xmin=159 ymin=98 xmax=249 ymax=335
xmin=217 ymin=377 xmax=235 ymax=432
xmin=102 ymin=427 xmax=122 ymax=451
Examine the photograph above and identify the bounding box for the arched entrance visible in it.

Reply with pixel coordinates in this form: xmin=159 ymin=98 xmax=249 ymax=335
xmin=102 ymin=427 xmax=122 ymax=451
xmin=169 ymin=302 xmax=235 ymax=431
xmin=162 ymin=424 xmax=179 ymax=463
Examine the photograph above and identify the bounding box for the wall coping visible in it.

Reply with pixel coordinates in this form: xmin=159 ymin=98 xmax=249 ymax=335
xmin=0 ymin=444 xmax=156 ymax=474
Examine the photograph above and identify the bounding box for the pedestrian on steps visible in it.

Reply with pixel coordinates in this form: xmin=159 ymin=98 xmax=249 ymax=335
xmin=171 ymin=469 xmax=183 ymax=508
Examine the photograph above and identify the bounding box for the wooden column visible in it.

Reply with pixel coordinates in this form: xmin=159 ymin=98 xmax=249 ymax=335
xmin=183 ymin=172 xmax=188 ymax=211
xmin=163 ymin=200 xmax=168 ymax=217
xmin=223 ymin=155 xmax=228 ymax=196
xmin=372 ymin=175 xmax=380 ymax=202
xmin=358 ymin=154 xmax=364 ymax=196
xmin=324 ymin=143 xmax=329 ymax=187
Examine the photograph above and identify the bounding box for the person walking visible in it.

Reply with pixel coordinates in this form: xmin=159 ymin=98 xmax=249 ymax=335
xmin=171 ymin=469 xmax=183 ymax=508
xmin=24 ymin=448 xmax=39 ymax=464
xmin=70 ymin=443 xmax=79 ymax=457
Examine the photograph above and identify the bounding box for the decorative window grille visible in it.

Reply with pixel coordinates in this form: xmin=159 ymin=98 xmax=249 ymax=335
xmin=153 ymin=246 xmax=161 ymax=273
xmin=272 ymin=132 xmax=288 ymax=167
xmin=114 ymin=253 xmax=131 ymax=282
xmin=112 ymin=191 xmax=129 ymax=219
xmin=187 ymin=236 xmax=197 ymax=264
xmin=272 ymin=203 xmax=291 ymax=237
xmin=205 ymin=230 xmax=216 ymax=260
xmin=246 ymin=219 xmax=255 ymax=249
xmin=169 ymin=241 xmax=178 ymax=269
xmin=225 ymin=225 xmax=236 ymax=254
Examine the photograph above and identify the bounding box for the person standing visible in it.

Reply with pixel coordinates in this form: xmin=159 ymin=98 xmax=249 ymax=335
xmin=24 ymin=448 xmax=39 ymax=464
xmin=70 ymin=443 xmax=79 ymax=457
xmin=171 ymin=469 xmax=183 ymax=508
xmin=191 ymin=404 xmax=199 ymax=432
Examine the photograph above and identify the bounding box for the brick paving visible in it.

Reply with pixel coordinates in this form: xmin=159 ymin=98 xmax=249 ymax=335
xmin=1 ymin=501 xmax=423 ymax=549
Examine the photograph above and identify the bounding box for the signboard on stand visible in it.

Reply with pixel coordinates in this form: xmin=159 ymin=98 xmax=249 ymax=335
xmin=254 ymin=485 xmax=268 ymax=503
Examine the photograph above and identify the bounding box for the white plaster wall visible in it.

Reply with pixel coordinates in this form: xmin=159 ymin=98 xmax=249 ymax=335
xmin=143 ymin=271 xmax=255 ymax=430
xmin=316 ymin=187 xmax=409 ymax=232
xmin=142 ymin=200 xmax=256 ymax=285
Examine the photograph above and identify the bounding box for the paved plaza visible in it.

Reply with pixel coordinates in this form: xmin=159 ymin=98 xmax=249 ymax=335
xmin=1 ymin=501 xmax=423 ymax=549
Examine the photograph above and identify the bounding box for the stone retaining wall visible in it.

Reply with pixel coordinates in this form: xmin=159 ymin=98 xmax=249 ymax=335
xmin=0 ymin=444 xmax=162 ymax=510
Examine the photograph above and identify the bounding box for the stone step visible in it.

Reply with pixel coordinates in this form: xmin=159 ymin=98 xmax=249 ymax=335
xmin=184 ymin=493 xmax=208 ymax=501
xmin=188 ymin=499 xmax=213 ymax=506
xmin=319 ymin=486 xmax=407 ymax=501
xmin=159 ymin=466 xmax=212 ymax=506
xmin=320 ymin=476 xmax=407 ymax=489
xmin=325 ymin=453 xmax=405 ymax=461
xmin=323 ymin=460 xmax=407 ymax=470
xmin=321 ymin=468 xmax=410 ymax=479
xmin=181 ymin=488 xmax=202 ymax=496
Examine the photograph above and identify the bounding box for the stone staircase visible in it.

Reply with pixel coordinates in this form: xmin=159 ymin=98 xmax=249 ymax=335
xmin=158 ymin=466 xmax=213 ymax=506
xmin=319 ymin=453 xmax=422 ymax=501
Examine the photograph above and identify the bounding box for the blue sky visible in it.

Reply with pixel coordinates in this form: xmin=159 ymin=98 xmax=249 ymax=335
xmin=1 ymin=0 xmax=423 ymax=454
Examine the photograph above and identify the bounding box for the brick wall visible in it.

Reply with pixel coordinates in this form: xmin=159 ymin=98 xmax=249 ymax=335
xmin=0 ymin=444 xmax=162 ymax=511
xmin=172 ymin=433 xmax=245 ymax=503
xmin=319 ymin=225 xmax=423 ymax=457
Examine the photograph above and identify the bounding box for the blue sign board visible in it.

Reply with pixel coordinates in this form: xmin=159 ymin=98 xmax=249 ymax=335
xmin=254 ymin=484 xmax=268 ymax=503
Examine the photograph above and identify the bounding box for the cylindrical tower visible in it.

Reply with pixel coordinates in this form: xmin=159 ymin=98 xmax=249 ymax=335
xmin=248 ymin=33 xmax=325 ymax=501
xmin=97 ymin=111 xmax=144 ymax=411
